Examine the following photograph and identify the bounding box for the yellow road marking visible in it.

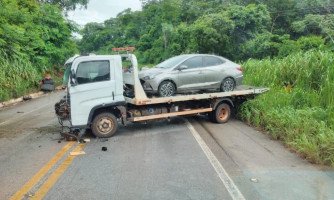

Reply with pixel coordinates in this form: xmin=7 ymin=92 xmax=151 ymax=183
xmin=10 ymin=142 xmax=75 ymax=200
xmin=31 ymin=143 xmax=86 ymax=200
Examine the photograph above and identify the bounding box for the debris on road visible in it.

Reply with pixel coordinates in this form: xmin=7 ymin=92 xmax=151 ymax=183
xmin=84 ymin=138 xmax=90 ymax=143
xmin=23 ymin=96 xmax=32 ymax=101
xmin=102 ymin=147 xmax=107 ymax=151
xmin=250 ymin=178 xmax=259 ymax=183
xmin=17 ymin=111 xmax=24 ymax=113
xmin=65 ymin=136 xmax=76 ymax=141
xmin=70 ymin=150 xmax=86 ymax=156
xmin=58 ymin=140 xmax=61 ymax=143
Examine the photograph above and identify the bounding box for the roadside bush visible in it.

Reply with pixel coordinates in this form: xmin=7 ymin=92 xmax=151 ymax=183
xmin=240 ymin=50 xmax=334 ymax=166
xmin=0 ymin=54 xmax=39 ymax=101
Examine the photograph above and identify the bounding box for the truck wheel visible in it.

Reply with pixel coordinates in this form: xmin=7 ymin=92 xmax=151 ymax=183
xmin=91 ymin=112 xmax=118 ymax=138
xmin=158 ymin=81 xmax=176 ymax=97
xmin=211 ymin=103 xmax=231 ymax=123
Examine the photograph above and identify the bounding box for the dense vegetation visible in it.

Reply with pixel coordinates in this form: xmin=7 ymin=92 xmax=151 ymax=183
xmin=241 ymin=50 xmax=334 ymax=166
xmin=0 ymin=0 xmax=87 ymax=101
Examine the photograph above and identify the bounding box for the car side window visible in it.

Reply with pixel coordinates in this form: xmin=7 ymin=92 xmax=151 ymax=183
xmin=76 ymin=60 xmax=110 ymax=84
xmin=204 ymin=56 xmax=224 ymax=67
xmin=181 ymin=56 xmax=203 ymax=69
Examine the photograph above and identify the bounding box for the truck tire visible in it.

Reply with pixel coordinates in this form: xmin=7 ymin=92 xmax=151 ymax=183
xmin=91 ymin=112 xmax=118 ymax=138
xmin=210 ymin=103 xmax=231 ymax=123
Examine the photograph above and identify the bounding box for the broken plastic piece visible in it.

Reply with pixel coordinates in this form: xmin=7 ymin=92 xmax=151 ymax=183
xmin=83 ymin=138 xmax=90 ymax=143
xmin=23 ymin=96 xmax=32 ymax=101
xmin=70 ymin=151 xmax=86 ymax=156
xmin=250 ymin=178 xmax=258 ymax=183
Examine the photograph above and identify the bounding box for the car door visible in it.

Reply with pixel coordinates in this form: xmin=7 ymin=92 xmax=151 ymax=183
xmin=177 ymin=56 xmax=205 ymax=91
xmin=69 ymin=59 xmax=117 ymax=126
xmin=202 ymin=56 xmax=226 ymax=89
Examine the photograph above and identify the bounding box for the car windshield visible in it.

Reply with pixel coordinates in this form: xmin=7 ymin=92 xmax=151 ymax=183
xmin=156 ymin=55 xmax=190 ymax=69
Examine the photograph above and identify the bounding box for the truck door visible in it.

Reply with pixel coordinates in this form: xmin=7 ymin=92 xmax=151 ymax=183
xmin=69 ymin=59 xmax=117 ymax=126
xmin=177 ymin=56 xmax=205 ymax=91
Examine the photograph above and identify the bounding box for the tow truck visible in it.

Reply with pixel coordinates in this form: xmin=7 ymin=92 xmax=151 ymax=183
xmin=55 ymin=51 xmax=268 ymax=139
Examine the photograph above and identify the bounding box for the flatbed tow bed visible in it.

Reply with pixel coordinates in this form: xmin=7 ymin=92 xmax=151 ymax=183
xmin=125 ymin=86 xmax=267 ymax=105
xmin=125 ymin=86 xmax=268 ymax=122
xmin=55 ymin=53 xmax=268 ymax=139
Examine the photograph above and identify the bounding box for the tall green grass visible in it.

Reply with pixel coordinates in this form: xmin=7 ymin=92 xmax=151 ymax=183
xmin=0 ymin=51 xmax=64 ymax=102
xmin=240 ymin=50 xmax=334 ymax=166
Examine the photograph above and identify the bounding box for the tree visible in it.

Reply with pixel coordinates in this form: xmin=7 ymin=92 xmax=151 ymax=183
xmin=78 ymin=22 xmax=105 ymax=53
xmin=77 ymin=0 xmax=333 ymax=63
xmin=0 ymin=0 xmax=78 ymax=100
xmin=39 ymin=0 xmax=89 ymax=11
xmin=292 ymin=14 xmax=334 ymax=44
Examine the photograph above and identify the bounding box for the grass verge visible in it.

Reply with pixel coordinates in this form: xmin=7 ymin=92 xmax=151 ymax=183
xmin=0 ymin=54 xmax=63 ymax=102
xmin=240 ymin=50 xmax=334 ymax=166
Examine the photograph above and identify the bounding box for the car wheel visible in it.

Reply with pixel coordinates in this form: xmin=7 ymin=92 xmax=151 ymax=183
xmin=221 ymin=77 xmax=235 ymax=92
xmin=158 ymin=81 xmax=176 ymax=97
xmin=91 ymin=112 xmax=118 ymax=138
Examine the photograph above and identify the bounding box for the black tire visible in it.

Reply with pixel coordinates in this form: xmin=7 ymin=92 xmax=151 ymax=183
xmin=211 ymin=103 xmax=231 ymax=123
xmin=221 ymin=77 xmax=235 ymax=92
xmin=91 ymin=112 xmax=118 ymax=138
xmin=158 ymin=81 xmax=176 ymax=97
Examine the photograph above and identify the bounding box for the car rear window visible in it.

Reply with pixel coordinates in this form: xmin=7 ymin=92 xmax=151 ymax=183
xmin=204 ymin=56 xmax=224 ymax=67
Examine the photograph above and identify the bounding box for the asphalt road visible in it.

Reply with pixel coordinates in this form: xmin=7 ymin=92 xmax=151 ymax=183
xmin=0 ymin=91 xmax=333 ymax=200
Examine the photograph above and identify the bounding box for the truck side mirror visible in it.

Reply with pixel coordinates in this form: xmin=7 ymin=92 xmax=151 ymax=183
xmin=70 ymin=69 xmax=77 ymax=86
xmin=178 ymin=65 xmax=188 ymax=71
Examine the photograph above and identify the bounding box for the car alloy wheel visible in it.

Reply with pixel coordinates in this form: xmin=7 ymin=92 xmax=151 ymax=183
xmin=221 ymin=77 xmax=235 ymax=92
xmin=159 ymin=81 xmax=176 ymax=97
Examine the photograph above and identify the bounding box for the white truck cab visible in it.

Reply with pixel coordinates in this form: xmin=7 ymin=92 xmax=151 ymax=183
xmin=68 ymin=55 xmax=125 ymax=126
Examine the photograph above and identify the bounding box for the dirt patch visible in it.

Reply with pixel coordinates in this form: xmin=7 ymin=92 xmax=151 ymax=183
xmin=32 ymin=124 xmax=61 ymax=134
xmin=0 ymin=123 xmax=60 ymax=139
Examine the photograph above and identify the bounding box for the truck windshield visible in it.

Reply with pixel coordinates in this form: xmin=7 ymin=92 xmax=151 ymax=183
xmin=156 ymin=55 xmax=190 ymax=69
xmin=63 ymin=63 xmax=71 ymax=86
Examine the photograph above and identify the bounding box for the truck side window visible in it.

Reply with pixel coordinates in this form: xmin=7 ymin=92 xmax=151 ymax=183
xmin=76 ymin=61 xmax=110 ymax=84
xmin=181 ymin=56 xmax=203 ymax=69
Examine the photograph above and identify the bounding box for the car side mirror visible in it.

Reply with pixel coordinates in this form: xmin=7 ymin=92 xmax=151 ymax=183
xmin=178 ymin=65 xmax=188 ymax=71
xmin=70 ymin=69 xmax=77 ymax=86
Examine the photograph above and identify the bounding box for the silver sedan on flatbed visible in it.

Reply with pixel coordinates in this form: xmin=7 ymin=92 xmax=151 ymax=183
xmin=139 ymin=54 xmax=243 ymax=97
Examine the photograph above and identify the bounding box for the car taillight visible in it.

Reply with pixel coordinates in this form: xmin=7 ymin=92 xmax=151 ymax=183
xmin=237 ymin=66 xmax=243 ymax=72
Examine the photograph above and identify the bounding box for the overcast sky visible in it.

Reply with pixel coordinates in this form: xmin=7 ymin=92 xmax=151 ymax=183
xmin=67 ymin=0 xmax=142 ymax=25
